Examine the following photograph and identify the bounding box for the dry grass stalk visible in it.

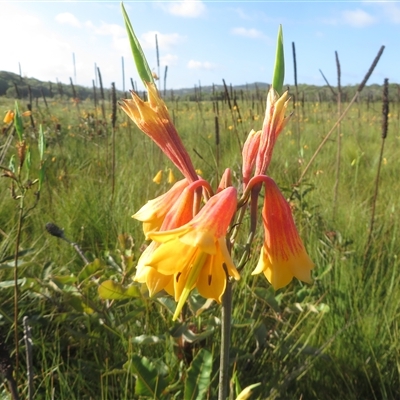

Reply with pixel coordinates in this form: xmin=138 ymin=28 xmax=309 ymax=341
xmin=69 ymin=77 xmax=80 ymax=116
xmin=163 ymin=65 xmax=168 ymax=97
xmin=41 ymin=88 xmax=49 ymax=109
xmin=222 ymin=79 xmax=241 ymax=150
xmin=297 ymin=45 xmax=385 ymax=185
xmin=333 ymin=51 xmax=342 ymax=219
xmin=111 ymin=82 xmax=117 ymax=201
xmin=364 ymin=78 xmax=389 ymax=261
xmin=215 ymin=115 xmax=220 ymax=173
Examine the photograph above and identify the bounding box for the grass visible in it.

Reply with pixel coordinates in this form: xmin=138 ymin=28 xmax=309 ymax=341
xmin=0 ymin=90 xmax=400 ymax=399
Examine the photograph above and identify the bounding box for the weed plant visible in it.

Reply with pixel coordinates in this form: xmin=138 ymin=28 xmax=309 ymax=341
xmin=0 ymin=91 xmax=399 ymax=399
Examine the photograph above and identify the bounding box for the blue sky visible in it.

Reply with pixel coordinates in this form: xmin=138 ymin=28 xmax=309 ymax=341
xmin=1 ymin=1 xmax=398 ymax=91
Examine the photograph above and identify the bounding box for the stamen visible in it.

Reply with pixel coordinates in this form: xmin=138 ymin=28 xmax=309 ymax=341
xmin=208 ymin=275 xmax=212 ymax=285
xmin=176 ymin=272 xmax=181 ymax=282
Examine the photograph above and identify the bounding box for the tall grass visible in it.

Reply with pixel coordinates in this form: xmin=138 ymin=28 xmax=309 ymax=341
xmin=0 ymin=89 xmax=399 ymax=398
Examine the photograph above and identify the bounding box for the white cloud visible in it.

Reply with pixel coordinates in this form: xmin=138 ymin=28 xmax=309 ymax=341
xmin=85 ymin=20 xmax=129 ymax=59
xmin=233 ymin=7 xmax=251 ymax=20
xmin=379 ymin=2 xmax=400 ymax=23
xmin=231 ymin=27 xmax=268 ymax=40
xmin=85 ymin=21 xmax=125 ymax=37
xmin=187 ymin=60 xmax=215 ymax=70
xmin=160 ymin=0 xmax=206 ymax=18
xmin=140 ymin=31 xmax=185 ymax=51
xmin=0 ymin=7 xmax=74 ymax=81
xmin=342 ymin=9 xmax=375 ymax=27
xmin=55 ymin=12 xmax=81 ymax=27
xmin=161 ymin=54 xmax=179 ymax=67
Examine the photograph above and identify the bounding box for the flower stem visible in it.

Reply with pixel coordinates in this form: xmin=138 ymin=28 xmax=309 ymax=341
xmin=218 ymin=280 xmax=232 ymax=400
xmin=13 ymin=195 xmax=24 ymax=394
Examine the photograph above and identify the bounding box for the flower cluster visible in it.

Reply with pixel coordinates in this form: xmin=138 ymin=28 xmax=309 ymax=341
xmin=121 ymin=81 xmax=314 ymax=319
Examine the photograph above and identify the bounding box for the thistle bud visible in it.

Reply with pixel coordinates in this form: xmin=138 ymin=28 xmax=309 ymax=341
xmin=45 ymin=222 xmax=65 ymax=239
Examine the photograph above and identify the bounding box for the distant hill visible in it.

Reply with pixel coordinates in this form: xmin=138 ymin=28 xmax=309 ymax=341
xmin=0 ymin=70 xmax=397 ymax=103
xmin=0 ymin=71 xmax=110 ymax=101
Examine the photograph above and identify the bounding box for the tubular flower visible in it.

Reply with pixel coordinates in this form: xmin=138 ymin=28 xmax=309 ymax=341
xmin=252 ymin=177 xmax=314 ymax=290
xmin=134 ymin=240 xmax=175 ymax=297
xmin=242 ymin=129 xmax=261 ymax=188
xmin=133 ymin=179 xmax=189 ymax=234
xmin=120 ymin=82 xmax=198 ymax=182
xmin=168 ymin=168 xmax=176 ymax=184
xmin=217 ymin=168 xmax=232 ymax=193
xmin=134 ymin=180 xmax=208 ymax=299
xmin=3 ymin=110 xmax=14 ymax=124
xmin=254 ymin=89 xmax=291 ymax=176
xmin=142 ymin=187 xmax=240 ymax=320
xmin=152 ymin=170 xmax=163 ymax=184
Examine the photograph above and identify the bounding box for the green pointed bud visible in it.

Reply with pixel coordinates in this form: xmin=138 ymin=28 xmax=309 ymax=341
xmin=121 ymin=2 xmax=154 ymax=85
xmin=271 ymin=25 xmax=284 ymax=95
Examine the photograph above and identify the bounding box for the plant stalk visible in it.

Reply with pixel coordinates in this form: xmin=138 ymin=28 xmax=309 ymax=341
xmin=297 ymin=45 xmax=384 ymax=185
xmin=218 ymin=280 xmax=232 ymax=400
xmin=13 ymin=195 xmax=24 ymax=389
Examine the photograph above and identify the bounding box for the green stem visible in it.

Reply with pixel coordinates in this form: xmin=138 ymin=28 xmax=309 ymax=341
xmin=218 ymin=280 xmax=232 ymax=400
xmin=14 ymin=194 xmax=24 ymax=392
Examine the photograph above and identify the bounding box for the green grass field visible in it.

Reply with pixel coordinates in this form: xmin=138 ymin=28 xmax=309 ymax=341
xmin=0 ymin=90 xmax=399 ymax=399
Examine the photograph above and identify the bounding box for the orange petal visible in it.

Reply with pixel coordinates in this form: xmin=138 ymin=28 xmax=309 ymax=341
xmin=252 ymin=177 xmax=314 ymax=290
xmin=3 ymin=110 xmax=14 ymax=124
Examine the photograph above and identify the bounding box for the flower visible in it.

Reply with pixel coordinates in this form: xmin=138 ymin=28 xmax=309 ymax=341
xmin=134 ymin=240 xmax=175 ymax=297
xmin=3 ymin=110 xmax=14 ymax=124
xmin=3 ymin=110 xmax=31 ymax=124
xmin=134 ymin=182 xmax=199 ymax=299
xmin=120 ymin=82 xmax=198 ymax=182
xmin=217 ymin=168 xmax=232 ymax=192
xmin=252 ymin=177 xmax=314 ymax=289
xmin=133 ymin=178 xmax=189 ymax=235
xmin=254 ymin=89 xmax=291 ymax=176
xmin=152 ymin=170 xmax=163 ymax=184
xmin=134 ymin=179 xmax=212 ymax=299
xmin=242 ymin=129 xmax=261 ymax=188
xmin=168 ymin=168 xmax=176 ymax=184
xmin=139 ymin=187 xmax=240 ymax=320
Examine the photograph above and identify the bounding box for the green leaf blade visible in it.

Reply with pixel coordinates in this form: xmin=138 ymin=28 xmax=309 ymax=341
xmin=184 ymin=349 xmax=213 ymax=400
xmin=14 ymin=101 xmax=24 ymax=141
xmin=124 ymin=354 xmax=167 ymax=399
xmin=98 ymin=279 xmax=141 ymax=300
xmin=272 ymin=25 xmax=285 ymax=95
xmin=121 ymin=2 xmax=154 ymax=85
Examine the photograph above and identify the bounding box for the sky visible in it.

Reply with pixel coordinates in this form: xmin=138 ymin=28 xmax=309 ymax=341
xmin=1 ymin=1 xmax=399 ymax=92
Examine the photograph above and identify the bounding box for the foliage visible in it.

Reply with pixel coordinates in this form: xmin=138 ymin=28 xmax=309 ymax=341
xmin=0 ymin=86 xmax=399 ymax=399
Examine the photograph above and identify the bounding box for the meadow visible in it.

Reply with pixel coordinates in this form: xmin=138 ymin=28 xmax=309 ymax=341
xmin=0 ymin=83 xmax=399 ymax=399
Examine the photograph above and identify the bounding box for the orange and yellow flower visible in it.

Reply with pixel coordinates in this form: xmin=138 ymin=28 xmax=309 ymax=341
xmin=252 ymin=177 xmax=314 ymax=289
xmin=136 ymin=187 xmax=240 ymax=320
xmin=254 ymin=89 xmax=291 ymax=176
xmin=133 ymin=178 xmax=189 ymax=235
xmin=242 ymin=129 xmax=261 ymax=188
xmin=120 ymin=83 xmax=198 ymax=182
xmin=134 ymin=180 xmax=200 ymax=299
xmin=3 ymin=109 xmax=31 ymax=124
xmin=152 ymin=170 xmax=163 ymax=184
xmin=3 ymin=110 xmax=15 ymax=124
